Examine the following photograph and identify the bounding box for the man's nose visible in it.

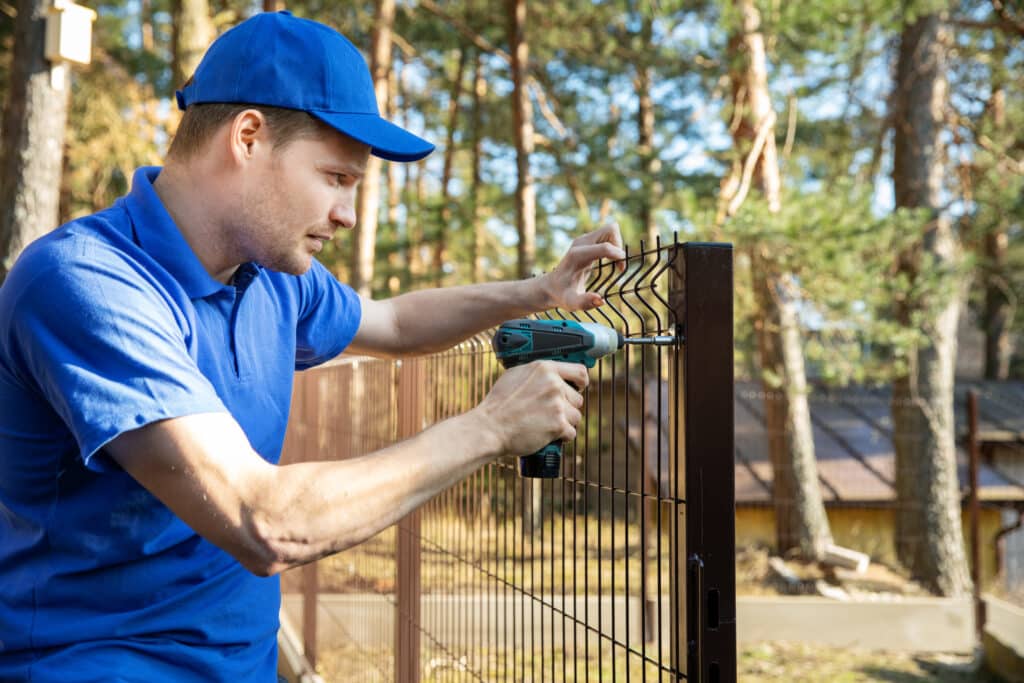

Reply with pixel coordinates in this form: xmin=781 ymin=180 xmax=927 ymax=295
xmin=329 ymin=200 xmax=356 ymax=230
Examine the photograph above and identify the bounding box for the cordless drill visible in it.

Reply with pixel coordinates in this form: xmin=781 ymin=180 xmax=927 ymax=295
xmin=492 ymin=318 xmax=674 ymax=478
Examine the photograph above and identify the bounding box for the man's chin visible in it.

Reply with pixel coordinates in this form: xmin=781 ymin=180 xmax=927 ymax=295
xmin=258 ymin=255 xmax=315 ymax=276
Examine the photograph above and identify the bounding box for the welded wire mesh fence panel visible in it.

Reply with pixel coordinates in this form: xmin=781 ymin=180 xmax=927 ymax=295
xmin=410 ymin=239 xmax=734 ymax=682
xmin=279 ymin=240 xmax=736 ymax=683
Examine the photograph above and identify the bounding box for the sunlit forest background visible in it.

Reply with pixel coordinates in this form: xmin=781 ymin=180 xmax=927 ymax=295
xmin=4 ymin=1 xmax=1023 ymax=382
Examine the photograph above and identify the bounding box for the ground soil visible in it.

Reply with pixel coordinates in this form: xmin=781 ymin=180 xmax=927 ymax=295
xmin=739 ymin=642 xmax=1004 ymax=682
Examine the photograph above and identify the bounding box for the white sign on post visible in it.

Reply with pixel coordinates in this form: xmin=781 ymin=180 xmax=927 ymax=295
xmin=45 ymin=0 xmax=97 ymax=90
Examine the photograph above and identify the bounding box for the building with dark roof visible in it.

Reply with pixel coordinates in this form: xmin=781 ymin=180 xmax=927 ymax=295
xmin=733 ymin=380 xmax=1024 ymax=590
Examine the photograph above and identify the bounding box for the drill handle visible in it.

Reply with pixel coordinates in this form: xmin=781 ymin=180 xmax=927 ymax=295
xmin=519 ymin=441 xmax=562 ymax=478
xmin=518 ymin=378 xmax=578 ymax=479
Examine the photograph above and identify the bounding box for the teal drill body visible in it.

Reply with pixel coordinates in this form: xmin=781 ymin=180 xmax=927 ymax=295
xmin=492 ymin=319 xmax=624 ymax=478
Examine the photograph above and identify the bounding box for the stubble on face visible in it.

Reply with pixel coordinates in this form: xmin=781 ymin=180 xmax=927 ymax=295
xmin=241 ymin=186 xmax=327 ymax=276
xmin=234 ymin=152 xmax=332 ymax=276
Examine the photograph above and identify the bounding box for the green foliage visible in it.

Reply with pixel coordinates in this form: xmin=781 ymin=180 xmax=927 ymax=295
xmin=728 ymin=182 xmax=960 ymax=385
xmin=64 ymin=52 xmax=165 ymax=218
xmin=948 ymin=3 xmax=1024 ymax=375
xmin=1 ymin=0 xmax=1019 ymax=379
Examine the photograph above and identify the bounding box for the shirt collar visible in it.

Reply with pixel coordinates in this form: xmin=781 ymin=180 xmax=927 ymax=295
xmin=121 ymin=166 xmax=233 ymax=299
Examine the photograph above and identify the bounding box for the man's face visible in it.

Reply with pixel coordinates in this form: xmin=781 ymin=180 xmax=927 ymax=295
xmin=236 ymin=130 xmax=370 ymax=276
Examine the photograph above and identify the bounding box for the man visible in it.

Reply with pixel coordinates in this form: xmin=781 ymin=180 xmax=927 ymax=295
xmin=0 ymin=10 xmax=624 ymax=682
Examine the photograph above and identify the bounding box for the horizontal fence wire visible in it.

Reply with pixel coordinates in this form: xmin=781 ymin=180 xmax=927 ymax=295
xmin=280 ymin=237 xmax=711 ymax=682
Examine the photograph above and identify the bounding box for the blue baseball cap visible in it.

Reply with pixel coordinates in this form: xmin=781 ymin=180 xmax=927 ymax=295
xmin=175 ymin=11 xmax=433 ymax=163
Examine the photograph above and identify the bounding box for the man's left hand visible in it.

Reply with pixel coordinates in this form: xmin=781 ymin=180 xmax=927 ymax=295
xmin=540 ymin=223 xmax=626 ymax=311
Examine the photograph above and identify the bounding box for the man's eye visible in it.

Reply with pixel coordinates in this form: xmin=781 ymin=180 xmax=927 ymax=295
xmin=327 ymin=172 xmax=347 ymax=186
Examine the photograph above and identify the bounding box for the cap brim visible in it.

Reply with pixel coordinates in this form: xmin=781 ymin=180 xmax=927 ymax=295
xmin=310 ymin=111 xmax=434 ymax=163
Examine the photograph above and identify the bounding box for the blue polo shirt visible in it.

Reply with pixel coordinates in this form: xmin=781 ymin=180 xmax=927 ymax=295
xmin=0 ymin=167 xmax=361 ymax=681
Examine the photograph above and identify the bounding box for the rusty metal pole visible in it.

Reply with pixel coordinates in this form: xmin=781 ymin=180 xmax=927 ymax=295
xmin=967 ymin=389 xmax=985 ymax=641
xmin=396 ymin=358 xmax=425 ymax=683
xmin=301 ymin=563 xmax=318 ymax=669
xmin=301 ymin=372 xmax=319 ymax=669
xmin=670 ymin=242 xmax=736 ymax=682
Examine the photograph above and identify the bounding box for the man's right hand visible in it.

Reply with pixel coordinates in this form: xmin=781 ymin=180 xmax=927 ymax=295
xmin=473 ymin=360 xmax=589 ymax=457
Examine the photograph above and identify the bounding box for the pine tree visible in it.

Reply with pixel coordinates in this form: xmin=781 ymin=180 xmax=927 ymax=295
xmin=890 ymin=9 xmax=972 ymax=597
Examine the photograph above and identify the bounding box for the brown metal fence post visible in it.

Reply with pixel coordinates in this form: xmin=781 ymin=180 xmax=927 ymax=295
xmin=301 ymin=563 xmax=318 ymax=670
xmin=396 ymin=358 xmax=425 ymax=683
xmin=669 ymin=245 xmax=686 ymax=680
xmin=670 ymin=242 xmax=736 ymax=682
xmin=966 ymin=390 xmax=985 ymax=641
xmin=301 ymin=372 xmax=320 ymax=670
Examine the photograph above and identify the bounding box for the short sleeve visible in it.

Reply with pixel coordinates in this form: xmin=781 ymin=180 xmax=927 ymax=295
xmin=294 ymin=259 xmax=362 ymax=369
xmin=9 ymin=253 xmax=227 ymax=472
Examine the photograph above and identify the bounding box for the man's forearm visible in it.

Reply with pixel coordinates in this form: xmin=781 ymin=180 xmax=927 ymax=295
xmin=251 ymin=408 xmax=503 ymax=574
xmin=387 ymin=277 xmax=553 ymax=355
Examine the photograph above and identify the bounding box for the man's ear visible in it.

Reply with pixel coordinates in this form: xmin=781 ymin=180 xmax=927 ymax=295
xmin=228 ymin=109 xmax=270 ymax=165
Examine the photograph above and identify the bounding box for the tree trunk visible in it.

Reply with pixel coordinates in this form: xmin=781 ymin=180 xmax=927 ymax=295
xmin=434 ymin=48 xmax=467 ymax=287
xmin=982 ymin=51 xmax=1012 ymax=380
xmin=891 ymin=13 xmax=972 ymax=597
xmin=506 ymin=0 xmax=535 ymax=280
xmin=386 ymin=59 xmax=401 ymax=230
xmin=752 ymin=258 xmax=833 ymax=557
xmin=385 ymin=59 xmax=402 ymax=296
xmin=408 ymin=160 xmax=425 ymax=280
xmin=635 ymin=14 xmax=659 ymax=249
xmin=469 ymin=52 xmax=485 ymax=284
xmin=506 ymin=0 xmax=542 ymax=530
xmin=0 ymin=0 xmax=72 ymax=282
xmin=983 ymin=228 xmax=1012 ymax=379
xmin=141 ymin=0 xmax=155 ymax=52
xmin=727 ymin=0 xmax=832 ymax=559
xmin=171 ymin=0 xmax=213 ymax=89
xmin=350 ymin=0 xmax=394 ymax=297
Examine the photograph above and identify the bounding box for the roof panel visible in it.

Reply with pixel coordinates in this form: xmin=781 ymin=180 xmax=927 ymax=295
xmin=731 ymin=380 xmax=1024 ymax=504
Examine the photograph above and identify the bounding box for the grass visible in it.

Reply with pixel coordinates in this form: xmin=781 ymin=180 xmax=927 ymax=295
xmin=313 ymin=512 xmax=672 ymax=596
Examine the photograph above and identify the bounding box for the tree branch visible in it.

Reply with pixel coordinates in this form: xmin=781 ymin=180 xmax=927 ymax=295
xmin=782 ymin=94 xmax=797 ymax=161
xmin=992 ymin=0 xmax=1024 ymax=37
xmin=727 ymin=111 xmax=776 ymax=218
xmin=416 ymin=0 xmax=573 ymax=141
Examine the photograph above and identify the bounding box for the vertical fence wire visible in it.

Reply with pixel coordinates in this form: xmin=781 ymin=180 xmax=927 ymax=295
xmin=280 ymin=240 xmax=737 ymax=682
